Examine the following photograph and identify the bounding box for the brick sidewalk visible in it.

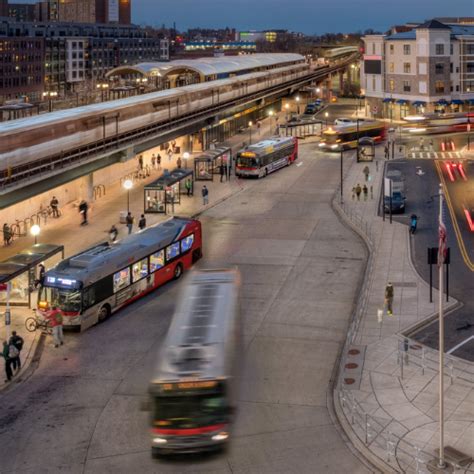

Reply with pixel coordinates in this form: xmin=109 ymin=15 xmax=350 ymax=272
xmin=333 ymin=148 xmax=474 ymax=472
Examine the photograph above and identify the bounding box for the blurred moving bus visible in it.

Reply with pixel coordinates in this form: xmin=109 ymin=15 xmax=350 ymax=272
xmin=235 ymin=136 xmax=298 ymax=178
xmin=319 ymin=121 xmax=386 ymax=150
xmin=38 ymin=217 xmax=202 ymax=331
xmin=148 ymin=268 xmax=240 ymax=456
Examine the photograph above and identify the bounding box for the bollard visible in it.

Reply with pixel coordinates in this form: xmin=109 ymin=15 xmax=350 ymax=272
xmin=386 ymin=431 xmax=395 ymax=462
xmin=421 ymin=347 xmax=426 ymax=376
xmin=404 ymin=338 xmax=409 ymax=365
xmin=365 ymin=413 xmax=369 ymax=444
xmin=414 ymin=446 xmax=422 ymax=473
xmin=449 ymin=362 xmax=454 ymax=385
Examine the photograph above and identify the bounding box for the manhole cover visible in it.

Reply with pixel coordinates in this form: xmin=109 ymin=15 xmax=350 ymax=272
xmin=344 ymin=378 xmax=356 ymax=385
xmin=348 ymin=349 xmax=360 ymax=355
xmin=410 ymin=344 xmax=422 ymax=350
xmin=345 ymin=363 xmax=358 ymax=369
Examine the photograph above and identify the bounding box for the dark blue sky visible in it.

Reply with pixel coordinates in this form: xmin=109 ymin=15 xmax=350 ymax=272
xmin=134 ymin=0 xmax=473 ymax=33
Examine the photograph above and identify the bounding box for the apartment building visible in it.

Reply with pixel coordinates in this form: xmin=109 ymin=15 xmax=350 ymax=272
xmin=361 ymin=19 xmax=474 ymax=119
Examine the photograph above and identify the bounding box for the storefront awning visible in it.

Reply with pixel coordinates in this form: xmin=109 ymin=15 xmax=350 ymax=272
xmin=466 ymin=99 xmax=474 ymax=105
xmin=382 ymin=98 xmax=393 ymax=103
xmin=451 ymin=99 xmax=464 ymax=105
xmin=436 ymin=99 xmax=449 ymax=105
xmin=396 ymin=99 xmax=408 ymax=105
xmin=412 ymin=101 xmax=426 ymax=107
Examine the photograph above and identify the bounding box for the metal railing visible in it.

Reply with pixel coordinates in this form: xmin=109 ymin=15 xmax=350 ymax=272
xmin=93 ymin=184 xmax=106 ymax=200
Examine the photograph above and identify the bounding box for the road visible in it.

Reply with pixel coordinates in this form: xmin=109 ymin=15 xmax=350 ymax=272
xmin=0 ymin=144 xmax=372 ymax=473
xmin=382 ymin=159 xmax=474 ymax=361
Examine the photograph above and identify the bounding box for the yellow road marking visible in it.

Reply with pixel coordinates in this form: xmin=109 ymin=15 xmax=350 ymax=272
xmin=435 ymin=160 xmax=474 ymax=272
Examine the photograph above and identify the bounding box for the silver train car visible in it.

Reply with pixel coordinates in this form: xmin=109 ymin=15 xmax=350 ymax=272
xmin=0 ymin=62 xmax=315 ymax=174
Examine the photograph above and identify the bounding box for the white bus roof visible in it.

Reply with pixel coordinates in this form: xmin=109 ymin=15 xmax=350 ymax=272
xmin=151 ymin=269 xmax=239 ymax=386
xmin=240 ymin=136 xmax=295 ymax=155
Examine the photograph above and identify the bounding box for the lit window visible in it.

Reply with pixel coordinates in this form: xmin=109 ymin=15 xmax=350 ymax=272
xmin=389 ymin=63 xmax=394 ymax=73
xmin=435 ymin=81 xmax=445 ymax=93
xmin=389 ymin=79 xmax=394 ymax=91
xmin=150 ymin=250 xmax=164 ymax=272
xmin=113 ymin=267 xmax=130 ymax=293
xmin=132 ymin=258 xmax=148 ymax=282
xmin=389 ymin=44 xmax=394 ymax=54
xmin=403 ymin=63 xmax=411 ymax=73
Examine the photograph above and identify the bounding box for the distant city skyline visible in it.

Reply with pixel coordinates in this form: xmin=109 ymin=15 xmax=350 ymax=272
xmin=10 ymin=0 xmax=473 ymax=33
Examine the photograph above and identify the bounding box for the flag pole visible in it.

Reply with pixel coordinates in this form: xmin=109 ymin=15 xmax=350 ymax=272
xmin=438 ymin=183 xmax=445 ymax=469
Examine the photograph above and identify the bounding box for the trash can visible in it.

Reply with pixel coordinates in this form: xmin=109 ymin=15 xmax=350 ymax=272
xmin=119 ymin=211 xmax=128 ymax=224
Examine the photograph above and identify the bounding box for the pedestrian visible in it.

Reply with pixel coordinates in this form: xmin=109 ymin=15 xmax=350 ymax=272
xmin=257 ymin=121 xmax=261 ymax=135
xmin=363 ymin=184 xmax=368 ymax=201
xmin=138 ymin=214 xmax=146 ymax=231
xmin=151 ymin=154 xmax=156 ymax=169
xmin=126 ymin=212 xmax=134 ymax=234
xmin=370 ymin=185 xmax=373 ymax=200
xmin=138 ymin=155 xmax=144 ymax=171
xmin=219 ymin=163 xmax=225 ymax=182
xmin=3 ymin=223 xmax=12 ymax=246
xmin=429 ymin=140 xmax=434 ymax=152
xmin=9 ymin=331 xmax=24 ymax=372
xmin=202 ymin=185 xmax=209 ymax=205
xmin=177 ymin=157 xmax=182 ymax=169
xmin=1 ymin=340 xmax=13 ymax=383
xmin=385 ymin=282 xmax=394 ymax=316
xmin=47 ymin=306 xmax=64 ymax=348
xmin=157 ymin=153 xmax=162 ymax=169
xmin=36 ymin=263 xmax=45 ymax=288
xmin=355 ymin=184 xmax=362 ymax=201
xmin=50 ymin=196 xmax=60 ymax=217
xmin=79 ymin=200 xmax=88 ymax=225
xmin=419 ymin=137 xmax=424 ymax=151
xmin=363 ymin=166 xmax=370 ymax=182
xmin=185 ymin=178 xmax=192 ymax=197
xmin=171 ymin=140 xmax=177 ymax=153
xmin=167 ymin=148 xmax=173 ymax=162
xmin=384 ymin=144 xmax=389 ymax=159
xmin=109 ymin=224 xmax=118 ymax=242
xmin=351 ymin=186 xmax=356 ymax=200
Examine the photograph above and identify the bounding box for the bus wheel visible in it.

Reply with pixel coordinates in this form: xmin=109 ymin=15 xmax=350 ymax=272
xmin=173 ymin=263 xmax=183 ymax=280
xmin=98 ymin=304 xmax=111 ymax=323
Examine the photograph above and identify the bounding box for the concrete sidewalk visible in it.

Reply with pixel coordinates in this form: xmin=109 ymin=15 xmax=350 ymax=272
xmin=333 ymin=148 xmax=474 ymax=472
xmin=0 ymin=113 xmax=282 ymax=392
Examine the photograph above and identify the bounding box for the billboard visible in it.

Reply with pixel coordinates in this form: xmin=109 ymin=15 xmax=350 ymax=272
xmin=108 ymin=0 xmax=119 ymax=22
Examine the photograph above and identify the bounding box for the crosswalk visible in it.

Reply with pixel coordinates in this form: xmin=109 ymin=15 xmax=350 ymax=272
xmin=408 ymin=151 xmax=464 ymax=160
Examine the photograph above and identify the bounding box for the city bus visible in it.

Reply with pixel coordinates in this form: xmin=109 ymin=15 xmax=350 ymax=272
xmin=319 ymin=121 xmax=386 ymax=150
xmin=235 ymin=136 xmax=298 ymax=178
xmin=148 ymin=268 xmax=240 ymax=456
xmin=37 ymin=217 xmax=202 ymax=331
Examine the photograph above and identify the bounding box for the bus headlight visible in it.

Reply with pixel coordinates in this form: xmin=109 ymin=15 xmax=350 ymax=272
xmin=212 ymin=432 xmax=229 ymax=441
xmin=153 ymin=437 xmax=167 ymax=444
xmin=318 ymin=142 xmax=325 ymax=147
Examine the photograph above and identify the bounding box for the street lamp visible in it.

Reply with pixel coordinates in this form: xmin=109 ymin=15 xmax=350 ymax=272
xmin=183 ymin=151 xmax=190 ymax=169
xmin=284 ymin=103 xmax=290 ymax=121
xmin=324 ymin=111 xmax=329 ymax=127
xmin=331 ymin=144 xmax=344 ymax=205
xmin=316 ymin=87 xmax=321 ymax=97
xmin=248 ymin=121 xmax=253 ymax=144
xmin=96 ymin=82 xmax=109 ymax=102
xmin=31 ymin=224 xmax=41 ymax=245
xmin=123 ymin=179 xmax=133 ymax=213
xmin=295 ymin=95 xmax=301 ymax=115
xmin=268 ymin=110 xmax=275 ymax=133
xmin=42 ymin=91 xmax=58 ymax=112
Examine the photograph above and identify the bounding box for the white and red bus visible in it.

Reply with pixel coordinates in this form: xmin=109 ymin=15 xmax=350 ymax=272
xmin=38 ymin=217 xmax=202 ymax=331
xmin=235 ymin=136 xmax=298 ymax=178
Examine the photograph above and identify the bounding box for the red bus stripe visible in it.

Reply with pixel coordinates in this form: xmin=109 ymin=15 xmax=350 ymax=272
xmin=152 ymin=423 xmax=226 ymax=436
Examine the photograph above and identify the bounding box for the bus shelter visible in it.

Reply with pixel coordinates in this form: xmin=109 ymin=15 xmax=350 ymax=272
xmin=194 ymin=147 xmax=232 ymax=181
xmin=144 ymin=168 xmax=194 ymax=214
xmin=357 ymin=137 xmax=375 ymax=162
xmin=279 ymin=120 xmax=323 ymax=138
xmin=0 ymin=244 xmax=64 ymax=308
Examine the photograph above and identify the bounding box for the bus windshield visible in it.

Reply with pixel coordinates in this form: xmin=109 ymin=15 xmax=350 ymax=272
xmin=153 ymin=393 xmax=228 ymax=429
xmin=237 ymin=155 xmax=259 ymax=168
xmin=41 ymin=287 xmax=82 ymax=312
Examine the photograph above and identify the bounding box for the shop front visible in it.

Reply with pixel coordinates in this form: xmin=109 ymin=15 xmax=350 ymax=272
xmin=144 ymin=168 xmax=194 ymax=214
xmin=0 ymin=244 xmax=64 ymax=308
xmin=194 ymin=147 xmax=232 ymax=181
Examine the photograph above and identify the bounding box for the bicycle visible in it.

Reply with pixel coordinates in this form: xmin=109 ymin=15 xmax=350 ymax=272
xmin=25 ymin=315 xmax=52 ymax=335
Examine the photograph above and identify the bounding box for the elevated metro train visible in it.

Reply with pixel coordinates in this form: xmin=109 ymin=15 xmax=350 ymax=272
xmin=0 ymin=62 xmax=316 ymax=180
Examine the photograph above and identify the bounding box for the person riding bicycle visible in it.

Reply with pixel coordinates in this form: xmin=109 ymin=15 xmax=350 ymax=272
xmin=410 ymin=214 xmax=418 ymax=234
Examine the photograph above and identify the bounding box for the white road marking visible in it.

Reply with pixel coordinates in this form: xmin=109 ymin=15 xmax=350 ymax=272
xmin=296 ymin=162 xmax=303 ymax=167
xmin=447 ymin=335 xmax=474 ymax=354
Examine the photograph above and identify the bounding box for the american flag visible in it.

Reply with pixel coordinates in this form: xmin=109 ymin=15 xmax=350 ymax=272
xmin=438 ymin=200 xmax=447 ymax=266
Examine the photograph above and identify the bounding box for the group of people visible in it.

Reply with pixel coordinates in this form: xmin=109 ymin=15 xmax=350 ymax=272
xmin=1 ymin=331 xmax=24 ymax=383
xmin=352 ymin=183 xmax=371 ymax=201
xmin=108 ymin=213 xmax=147 ymax=242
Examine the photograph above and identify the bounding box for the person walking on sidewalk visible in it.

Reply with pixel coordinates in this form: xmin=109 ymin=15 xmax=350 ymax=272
xmin=3 ymin=223 xmax=12 ymax=246
xmin=363 ymin=166 xmax=370 ymax=182
xmin=355 ymin=184 xmax=362 ymax=201
xmin=167 ymin=148 xmax=173 ymax=162
xmin=157 ymin=153 xmax=162 ymax=170
xmin=177 ymin=157 xmax=182 ymax=169
xmin=79 ymin=200 xmax=88 ymax=225
xmin=138 ymin=155 xmax=144 ymax=171
xmin=202 ymin=185 xmax=209 ymax=205
xmin=185 ymin=179 xmax=192 ymax=197
xmin=36 ymin=263 xmax=46 ymax=288
xmin=363 ymin=184 xmax=368 ymax=201
xmin=126 ymin=212 xmax=134 ymax=235
xmin=138 ymin=214 xmax=146 ymax=231
xmin=9 ymin=331 xmax=24 ymax=372
xmin=151 ymin=154 xmax=156 ymax=170
xmin=219 ymin=164 xmax=225 ymax=182
xmin=385 ymin=282 xmax=394 ymax=316
xmin=109 ymin=224 xmax=118 ymax=242
xmin=50 ymin=196 xmax=60 ymax=217
xmin=1 ymin=341 xmax=13 ymax=383
xmin=47 ymin=306 xmax=64 ymax=347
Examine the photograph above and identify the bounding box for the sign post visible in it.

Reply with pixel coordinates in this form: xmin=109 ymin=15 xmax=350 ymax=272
xmin=0 ymin=282 xmax=12 ymax=340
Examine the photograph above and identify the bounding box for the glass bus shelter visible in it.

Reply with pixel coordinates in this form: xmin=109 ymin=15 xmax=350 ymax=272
xmin=0 ymin=244 xmax=64 ymax=308
xmin=194 ymin=147 xmax=232 ymax=181
xmin=144 ymin=168 xmax=194 ymax=214
xmin=278 ymin=120 xmax=323 ymax=138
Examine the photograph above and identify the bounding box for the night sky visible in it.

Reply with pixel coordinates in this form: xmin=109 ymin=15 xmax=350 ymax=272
xmin=12 ymin=0 xmax=474 ymax=33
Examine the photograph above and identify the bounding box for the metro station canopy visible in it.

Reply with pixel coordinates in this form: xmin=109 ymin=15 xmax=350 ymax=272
xmin=106 ymin=53 xmax=305 ymax=84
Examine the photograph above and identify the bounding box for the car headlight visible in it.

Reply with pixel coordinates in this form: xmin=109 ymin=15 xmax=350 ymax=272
xmin=212 ymin=432 xmax=229 ymax=441
xmin=153 ymin=437 xmax=167 ymax=444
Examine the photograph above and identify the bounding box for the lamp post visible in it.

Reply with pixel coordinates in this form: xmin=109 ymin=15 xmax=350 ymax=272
xmin=268 ymin=110 xmax=274 ymax=133
xmin=296 ymin=95 xmax=300 ymax=115
xmin=42 ymin=91 xmax=58 ymax=112
xmin=248 ymin=121 xmax=253 ymax=144
xmin=316 ymin=87 xmax=321 ymax=98
xmin=332 ymin=144 xmax=344 ymax=205
xmin=123 ymin=179 xmax=133 ymax=213
xmin=31 ymin=224 xmax=41 ymax=245
xmin=182 ymin=151 xmax=190 ymax=169
xmin=284 ymin=103 xmax=290 ymax=121
xmin=324 ymin=111 xmax=329 ymax=128
xmin=96 ymin=83 xmax=109 ymax=102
